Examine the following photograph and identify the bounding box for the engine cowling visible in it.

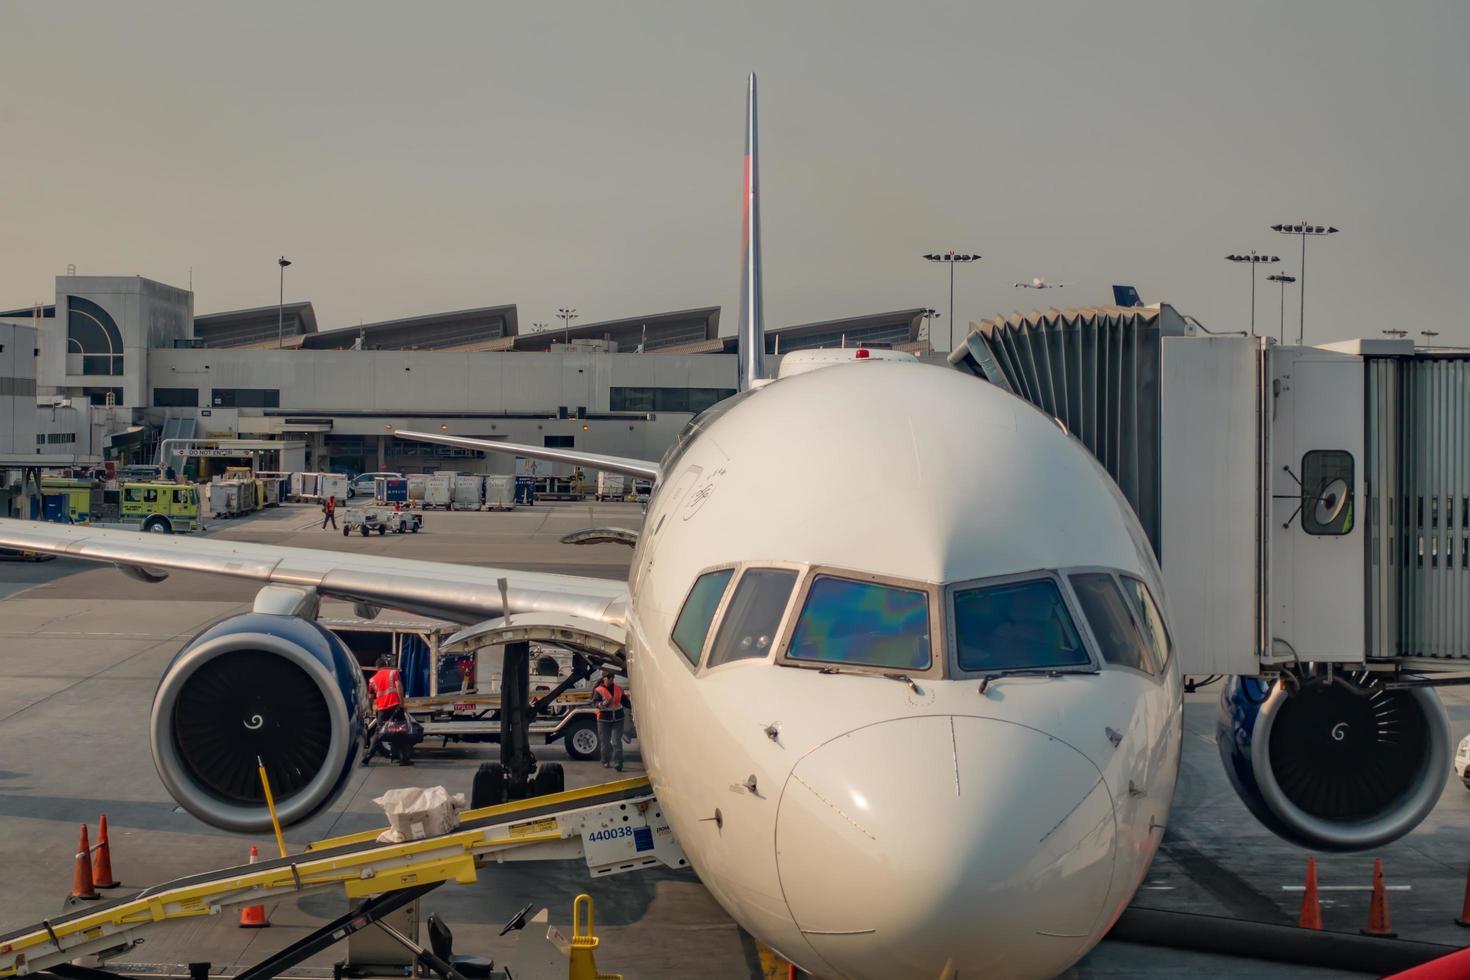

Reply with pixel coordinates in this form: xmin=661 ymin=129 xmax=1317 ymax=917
xmin=151 ymin=613 xmax=367 ymax=832
xmin=1217 ymin=672 xmax=1450 ymax=851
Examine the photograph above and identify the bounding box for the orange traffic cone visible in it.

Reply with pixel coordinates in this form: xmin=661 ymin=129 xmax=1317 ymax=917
xmin=1298 ymin=856 xmax=1323 ymax=930
xmin=91 ymin=813 xmax=119 ymax=889
xmin=69 ymin=824 xmax=99 ymax=901
xmin=238 ymin=846 xmax=268 ymax=928
xmin=1360 ymin=858 xmax=1396 ymax=938
xmin=1455 ymin=862 xmax=1470 ymax=928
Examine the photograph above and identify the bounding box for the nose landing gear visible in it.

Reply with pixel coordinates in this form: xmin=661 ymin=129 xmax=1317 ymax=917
xmin=469 ymin=641 xmax=601 ymax=809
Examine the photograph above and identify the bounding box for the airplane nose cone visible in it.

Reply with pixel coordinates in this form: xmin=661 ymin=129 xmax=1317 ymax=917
xmin=776 ymin=716 xmax=1116 ymax=980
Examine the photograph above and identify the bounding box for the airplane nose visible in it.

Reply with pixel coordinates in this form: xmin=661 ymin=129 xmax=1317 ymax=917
xmin=776 ymin=716 xmax=1116 ymax=980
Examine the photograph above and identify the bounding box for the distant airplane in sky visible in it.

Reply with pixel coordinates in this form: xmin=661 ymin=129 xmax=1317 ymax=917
xmin=1014 ymin=276 xmax=1071 ymax=290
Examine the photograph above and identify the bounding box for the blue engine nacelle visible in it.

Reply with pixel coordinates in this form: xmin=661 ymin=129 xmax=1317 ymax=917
xmin=151 ymin=613 xmax=367 ymax=832
xmin=1217 ymin=672 xmax=1450 ymax=851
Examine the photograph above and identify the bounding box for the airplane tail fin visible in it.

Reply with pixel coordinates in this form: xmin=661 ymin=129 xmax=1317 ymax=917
xmin=737 ymin=73 xmax=766 ymax=391
xmin=1112 ymin=284 xmax=1144 ymax=308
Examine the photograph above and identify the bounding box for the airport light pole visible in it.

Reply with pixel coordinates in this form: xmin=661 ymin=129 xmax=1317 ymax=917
xmin=923 ymin=252 xmax=981 ymax=352
xmin=1224 ymin=252 xmax=1279 ymax=336
xmin=277 ymin=256 xmax=292 ymax=349
xmin=1270 ymin=222 xmax=1338 ymax=344
xmin=1265 ymin=272 xmax=1296 ymax=344
xmin=556 ymin=307 xmax=579 ymax=347
xmin=1421 ymin=330 xmax=1440 ymax=347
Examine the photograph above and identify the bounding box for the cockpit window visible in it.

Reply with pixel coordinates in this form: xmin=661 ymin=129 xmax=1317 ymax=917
xmin=951 ymin=578 xmax=1089 ymax=672
xmin=706 ymin=568 xmax=797 ymax=668
xmin=1069 ymin=572 xmax=1155 ymax=674
xmin=788 ymin=576 xmax=931 ymax=671
xmin=672 ymin=568 xmax=734 ymax=666
xmin=1121 ymin=576 xmax=1170 ymax=670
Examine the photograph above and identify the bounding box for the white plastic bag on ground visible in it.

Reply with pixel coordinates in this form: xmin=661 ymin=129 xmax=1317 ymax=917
xmin=373 ymin=785 xmax=467 ymax=844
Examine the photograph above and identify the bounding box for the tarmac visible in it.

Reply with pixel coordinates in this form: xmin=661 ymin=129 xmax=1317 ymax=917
xmin=0 ymin=501 xmax=1466 ymax=978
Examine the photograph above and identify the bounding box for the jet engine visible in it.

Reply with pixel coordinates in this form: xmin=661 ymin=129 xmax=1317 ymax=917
xmin=1217 ymin=671 xmax=1450 ymax=851
xmin=151 ymin=613 xmax=367 ymax=832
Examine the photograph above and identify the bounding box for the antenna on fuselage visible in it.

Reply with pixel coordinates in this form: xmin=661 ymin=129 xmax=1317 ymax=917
xmin=737 ymin=72 xmax=766 ymax=392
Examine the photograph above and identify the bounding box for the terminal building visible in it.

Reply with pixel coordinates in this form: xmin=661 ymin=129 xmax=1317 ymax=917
xmin=0 ymin=275 xmax=932 ymax=486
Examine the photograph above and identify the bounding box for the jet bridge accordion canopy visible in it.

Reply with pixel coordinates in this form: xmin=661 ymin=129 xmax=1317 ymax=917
xmin=948 ymin=304 xmax=1193 ymax=556
xmin=1366 ymin=355 xmax=1470 ymax=662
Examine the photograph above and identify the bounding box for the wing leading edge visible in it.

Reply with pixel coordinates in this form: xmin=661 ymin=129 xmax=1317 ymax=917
xmin=394 ymin=430 xmax=660 ymax=481
xmin=0 ymin=519 xmax=628 ymax=627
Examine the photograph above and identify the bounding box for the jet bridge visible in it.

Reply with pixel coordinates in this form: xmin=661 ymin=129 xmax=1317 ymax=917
xmin=0 ymin=776 xmax=683 ymax=977
xmin=951 ymin=310 xmax=1470 ymax=675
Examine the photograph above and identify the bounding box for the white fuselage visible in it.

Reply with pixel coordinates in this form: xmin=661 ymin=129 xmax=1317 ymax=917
xmin=620 ymin=360 xmax=1182 ymax=980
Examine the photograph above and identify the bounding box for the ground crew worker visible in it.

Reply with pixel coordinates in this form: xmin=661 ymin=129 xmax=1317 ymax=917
xmin=591 ymin=667 xmax=630 ymax=771
xmin=362 ymin=654 xmax=413 ymax=766
xmin=321 ymin=494 xmax=338 ymax=530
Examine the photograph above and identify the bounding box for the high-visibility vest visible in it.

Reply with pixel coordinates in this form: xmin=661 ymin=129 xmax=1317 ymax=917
xmin=370 ymin=668 xmax=402 ymax=711
xmin=594 ymin=682 xmax=625 ymax=721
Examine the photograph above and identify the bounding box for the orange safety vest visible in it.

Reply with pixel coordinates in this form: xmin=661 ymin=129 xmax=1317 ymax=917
xmin=594 ymin=681 xmax=625 ymax=721
xmin=370 ymin=668 xmax=402 ymax=711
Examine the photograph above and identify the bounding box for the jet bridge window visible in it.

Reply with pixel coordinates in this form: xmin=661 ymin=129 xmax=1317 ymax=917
xmin=672 ymin=567 xmax=735 ymax=666
xmin=1069 ymin=572 xmax=1155 ymax=674
xmin=1301 ymin=450 xmax=1354 ymax=536
xmin=706 ymin=568 xmax=797 ymax=668
xmin=951 ymin=578 xmax=1088 ymax=673
xmin=788 ymin=575 xmax=931 ymax=671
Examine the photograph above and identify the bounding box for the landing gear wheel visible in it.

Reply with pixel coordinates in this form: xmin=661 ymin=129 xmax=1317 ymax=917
xmin=471 ymin=762 xmax=508 ymax=809
xmin=532 ymin=762 xmax=565 ymax=797
xmin=563 ymin=718 xmax=600 ymax=761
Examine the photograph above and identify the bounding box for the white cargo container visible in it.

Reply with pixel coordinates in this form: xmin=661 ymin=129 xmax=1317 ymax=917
xmin=484 ymin=475 xmax=517 ymax=511
xmin=422 ymin=474 xmax=453 ymax=509
xmin=289 ymin=471 xmax=306 ymax=500
xmin=451 ymin=474 xmax=483 ymax=510
xmin=299 ymin=472 xmax=320 ymax=500
xmin=407 ymin=474 xmax=427 ymax=504
xmin=596 ymin=473 xmax=626 ymax=501
xmin=208 ymin=481 xmax=247 ymax=518
xmin=318 ymin=473 xmax=350 ymax=502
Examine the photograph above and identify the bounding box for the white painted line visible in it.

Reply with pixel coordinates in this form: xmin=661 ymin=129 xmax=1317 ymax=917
xmin=1281 ymin=885 xmax=1412 ymax=892
xmin=1140 ymin=886 xmax=1175 ymax=891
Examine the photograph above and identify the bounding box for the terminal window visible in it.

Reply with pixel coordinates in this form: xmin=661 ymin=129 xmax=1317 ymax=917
xmin=153 ymin=387 xmax=199 ymax=407
xmin=211 ymin=388 xmax=280 ymax=408
xmin=610 ymin=386 xmax=736 ymax=413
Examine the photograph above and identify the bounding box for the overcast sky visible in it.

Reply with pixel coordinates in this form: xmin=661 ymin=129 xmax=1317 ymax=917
xmin=2 ymin=1 xmax=1467 ymax=347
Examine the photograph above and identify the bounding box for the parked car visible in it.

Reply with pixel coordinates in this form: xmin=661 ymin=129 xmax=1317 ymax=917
xmin=349 ymin=471 xmax=402 ymax=498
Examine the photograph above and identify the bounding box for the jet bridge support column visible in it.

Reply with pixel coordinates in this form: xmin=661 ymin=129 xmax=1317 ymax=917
xmin=501 ymin=641 xmax=534 ymax=799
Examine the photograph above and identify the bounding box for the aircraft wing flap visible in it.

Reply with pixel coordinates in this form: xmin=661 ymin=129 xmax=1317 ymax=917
xmin=0 ymin=520 xmax=628 ymax=627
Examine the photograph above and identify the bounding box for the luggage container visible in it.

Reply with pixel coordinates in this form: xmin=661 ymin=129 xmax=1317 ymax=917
xmin=596 ymin=473 xmax=626 ymax=501
xmin=375 ymin=477 xmax=409 ymax=503
xmin=451 ymin=474 xmax=483 ymax=510
xmin=208 ymin=481 xmax=245 ymax=518
xmin=299 ymin=472 xmax=321 ymax=500
xmin=318 ymin=473 xmax=350 ymax=501
xmin=422 ymin=474 xmax=453 ymax=509
xmin=407 ymin=474 xmax=427 ymax=504
xmin=485 ymin=475 xmax=517 ymax=510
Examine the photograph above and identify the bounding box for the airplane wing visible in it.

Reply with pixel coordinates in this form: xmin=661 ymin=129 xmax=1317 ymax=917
xmin=0 ymin=519 xmax=628 ymax=627
xmin=395 ymin=430 xmax=660 ymax=481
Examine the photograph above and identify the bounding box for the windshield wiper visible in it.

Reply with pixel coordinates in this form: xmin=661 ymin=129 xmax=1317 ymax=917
xmin=978 ymin=668 xmax=1097 ymax=695
xmin=808 ymin=664 xmax=921 ymax=693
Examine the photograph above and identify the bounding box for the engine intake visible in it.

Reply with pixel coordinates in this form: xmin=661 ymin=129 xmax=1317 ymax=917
xmin=151 ymin=613 xmax=366 ymax=832
xmin=1217 ymin=671 xmax=1450 ymax=851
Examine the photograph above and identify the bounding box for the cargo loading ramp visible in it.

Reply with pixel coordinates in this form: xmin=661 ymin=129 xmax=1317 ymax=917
xmin=0 ymin=776 xmax=682 ymax=977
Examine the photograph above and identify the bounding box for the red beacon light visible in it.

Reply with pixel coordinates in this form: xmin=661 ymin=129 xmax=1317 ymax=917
xmin=854 ymin=348 xmax=871 ymax=359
